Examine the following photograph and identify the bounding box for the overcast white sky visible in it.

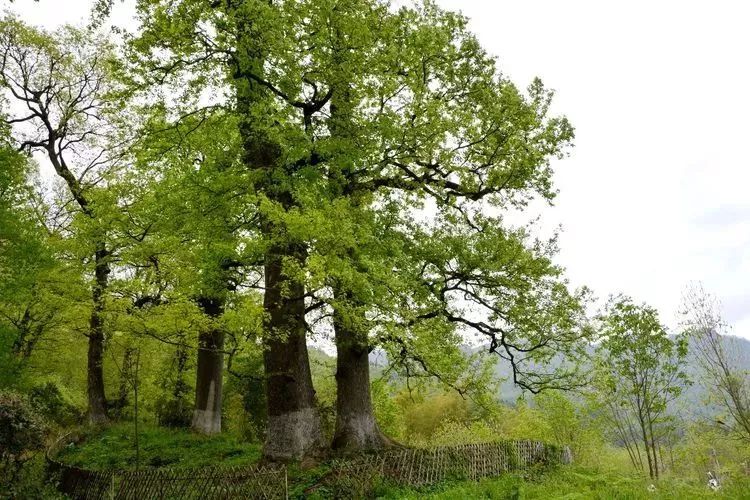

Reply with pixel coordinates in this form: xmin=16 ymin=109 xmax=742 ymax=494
xmin=6 ymin=0 xmax=750 ymax=339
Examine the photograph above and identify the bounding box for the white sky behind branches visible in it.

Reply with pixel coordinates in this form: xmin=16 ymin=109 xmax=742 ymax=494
xmin=5 ymin=0 xmax=750 ymax=339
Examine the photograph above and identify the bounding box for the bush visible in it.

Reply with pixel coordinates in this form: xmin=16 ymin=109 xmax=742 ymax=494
xmin=28 ymin=382 xmax=82 ymax=427
xmin=154 ymin=395 xmax=192 ymax=428
xmin=0 ymin=391 xmax=47 ymax=492
xmin=2 ymin=454 xmax=66 ymax=499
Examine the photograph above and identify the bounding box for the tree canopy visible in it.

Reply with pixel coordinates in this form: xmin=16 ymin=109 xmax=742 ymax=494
xmin=1 ymin=0 xmax=591 ymax=462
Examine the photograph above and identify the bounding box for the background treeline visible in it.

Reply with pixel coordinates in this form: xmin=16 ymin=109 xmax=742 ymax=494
xmin=0 ymin=0 xmax=748 ymax=498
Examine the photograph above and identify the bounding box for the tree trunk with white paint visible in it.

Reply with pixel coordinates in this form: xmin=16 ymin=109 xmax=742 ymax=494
xmin=331 ymin=293 xmax=395 ymax=452
xmin=192 ymin=298 xmax=224 ymax=435
xmin=261 ymin=247 xmax=325 ymax=461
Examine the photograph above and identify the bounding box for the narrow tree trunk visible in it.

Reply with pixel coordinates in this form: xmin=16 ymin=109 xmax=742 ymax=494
xmin=87 ymin=245 xmax=109 ymax=424
xmin=262 ymin=246 xmax=324 ymax=461
xmin=192 ymin=298 xmax=224 ymax=435
xmin=112 ymin=347 xmax=134 ymax=419
xmin=637 ymin=413 xmax=654 ymax=479
xmin=647 ymin=416 xmax=659 ymax=479
xmin=331 ymin=291 xmax=394 ymax=452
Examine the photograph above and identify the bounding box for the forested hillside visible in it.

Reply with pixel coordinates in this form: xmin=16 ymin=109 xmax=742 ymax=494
xmin=488 ymin=336 xmax=750 ymax=408
xmin=0 ymin=1 xmax=748 ymax=499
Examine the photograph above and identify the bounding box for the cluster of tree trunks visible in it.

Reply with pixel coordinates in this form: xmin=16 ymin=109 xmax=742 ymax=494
xmin=1 ymin=0 xmax=578 ymax=464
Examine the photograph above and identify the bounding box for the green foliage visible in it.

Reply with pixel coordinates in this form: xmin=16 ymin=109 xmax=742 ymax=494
xmin=28 ymin=382 xmax=83 ymax=428
xmin=1 ymin=454 xmax=66 ymax=500
xmin=308 ymin=349 xmax=338 ymax=440
xmin=535 ymin=392 xmax=605 ymax=466
xmin=671 ymin=421 xmax=750 ymax=484
xmin=0 ymin=390 xmax=46 ymax=486
xmin=223 ymin=350 xmax=267 ymax=442
xmin=0 ymin=112 xmax=61 ymax=388
xmin=398 ymin=390 xmax=472 ymax=442
xmin=371 ymin=377 xmax=406 ymax=439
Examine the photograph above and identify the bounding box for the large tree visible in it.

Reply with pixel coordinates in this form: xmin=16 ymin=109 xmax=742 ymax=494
xmin=125 ymin=0 xmax=587 ymax=459
xmin=124 ymin=111 xmax=257 ymax=434
xmin=296 ymin=0 xmax=588 ymax=450
xmin=0 ymin=18 xmax=125 ymax=423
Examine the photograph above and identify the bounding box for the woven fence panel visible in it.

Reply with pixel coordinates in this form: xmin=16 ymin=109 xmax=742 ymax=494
xmin=48 ymin=439 xmax=569 ymax=499
xmin=111 ymin=465 xmax=286 ymax=500
xmin=331 ymin=440 xmax=569 ymax=492
xmin=48 ymin=460 xmax=286 ymax=500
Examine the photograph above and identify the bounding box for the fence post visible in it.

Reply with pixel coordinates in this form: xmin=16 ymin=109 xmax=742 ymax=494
xmin=284 ymin=467 xmax=289 ymax=500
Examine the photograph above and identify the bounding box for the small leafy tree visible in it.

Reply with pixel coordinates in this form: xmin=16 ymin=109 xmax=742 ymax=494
xmin=594 ymin=296 xmax=689 ymax=479
xmin=536 ymin=391 xmax=604 ymax=464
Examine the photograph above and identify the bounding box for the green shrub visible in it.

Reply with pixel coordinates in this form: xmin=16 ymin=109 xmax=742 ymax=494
xmin=28 ymin=381 xmax=82 ymax=427
xmin=154 ymin=395 xmax=192 ymax=428
xmin=0 ymin=390 xmax=47 ymax=494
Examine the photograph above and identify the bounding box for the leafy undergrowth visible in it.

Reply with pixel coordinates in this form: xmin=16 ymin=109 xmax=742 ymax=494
xmin=378 ymin=467 xmax=750 ymax=499
xmin=55 ymin=423 xmax=262 ymax=470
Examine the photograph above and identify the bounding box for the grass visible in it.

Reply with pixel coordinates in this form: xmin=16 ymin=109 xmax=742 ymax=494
xmin=55 ymin=423 xmax=262 ymax=470
xmin=378 ymin=467 xmax=750 ymax=499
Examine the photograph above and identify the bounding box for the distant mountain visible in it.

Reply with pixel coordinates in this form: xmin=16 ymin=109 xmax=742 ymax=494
xmin=314 ymin=335 xmax=750 ymax=419
xmin=479 ymin=335 xmax=750 ymax=415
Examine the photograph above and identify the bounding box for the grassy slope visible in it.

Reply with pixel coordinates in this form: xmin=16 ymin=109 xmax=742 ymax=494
xmin=55 ymin=424 xmax=261 ymax=470
xmin=381 ymin=467 xmax=750 ymax=500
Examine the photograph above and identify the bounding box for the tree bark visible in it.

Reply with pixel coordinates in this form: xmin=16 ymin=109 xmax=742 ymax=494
xmin=261 ymin=245 xmax=324 ymax=461
xmin=87 ymin=244 xmax=110 ymax=424
xmin=331 ymin=291 xmax=394 ymax=452
xmin=192 ymin=298 xmax=225 ymax=435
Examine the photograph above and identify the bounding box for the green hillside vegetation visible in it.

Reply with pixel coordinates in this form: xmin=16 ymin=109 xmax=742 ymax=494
xmin=1 ymin=1 xmax=749 ymax=499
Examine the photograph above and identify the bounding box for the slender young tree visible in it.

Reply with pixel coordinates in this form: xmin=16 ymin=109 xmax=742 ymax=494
xmin=681 ymin=284 xmax=750 ymax=442
xmin=594 ymin=296 xmax=689 ymax=479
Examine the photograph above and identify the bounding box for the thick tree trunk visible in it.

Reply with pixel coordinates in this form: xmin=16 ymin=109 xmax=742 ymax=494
xmin=87 ymin=245 xmax=109 ymax=424
xmin=331 ymin=292 xmax=394 ymax=452
xmin=231 ymin=8 xmax=323 ymax=460
xmin=192 ymin=298 xmax=224 ymax=435
xmin=262 ymin=246 xmax=324 ymax=461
